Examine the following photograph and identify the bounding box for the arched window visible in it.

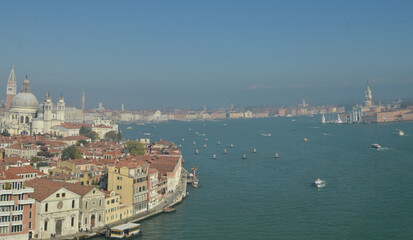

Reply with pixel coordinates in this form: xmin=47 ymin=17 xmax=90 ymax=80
xmin=44 ymin=220 xmax=48 ymax=231
xmin=72 ymin=200 xmax=75 ymax=209
xmin=99 ymin=199 xmax=102 ymax=207
xmin=25 ymin=116 xmax=29 ymax=123
xmin=20 ymin=116 xmax=24 ymax=123
xmin=45 ymin=203 xmax=48 ymax=212
xmin=85 ymin=201 xmax=88 ymax=209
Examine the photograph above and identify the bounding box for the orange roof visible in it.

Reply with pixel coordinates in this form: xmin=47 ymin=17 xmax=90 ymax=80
xmin=7 ymin=165 xmax=46 ymax=175
xmin=61 ymin=135 xmax=90 ymax=141
xmin=26 ymin=178 xmax=96 ymax=201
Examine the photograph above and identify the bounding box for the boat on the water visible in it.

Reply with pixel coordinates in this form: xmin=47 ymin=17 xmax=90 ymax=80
xmin=126 ymin=127 xmax=133 ymax=130
xmin=393 ymin=129 xmax=404 ymax=136
xmin=106 ymin=222 xmax=142 ymax=239
xmin=371 ymin=143 xmax=382 ymax=149
xmin=314 ymin=178 xmax=325 ymax=188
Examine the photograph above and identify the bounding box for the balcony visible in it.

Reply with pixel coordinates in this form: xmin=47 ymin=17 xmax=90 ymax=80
xmin=19 ymin=199 xmax=35 ymax=205
xmin=0 ymin=201 xmax=14 ymax=206
xmin=0 ymin=211 xmax=11 ymax=216
xmin=12 ymin=187 xmax=34 ymax=195
xmin=0 ymin=190 xmax=12 ymax=195
xmin=12 ymin=220 xmax=23 ymax=225
xmin=0 ymin=222 xmax=10 ymax=227
xmin=12 ymin=210 xmax=23 ymax=215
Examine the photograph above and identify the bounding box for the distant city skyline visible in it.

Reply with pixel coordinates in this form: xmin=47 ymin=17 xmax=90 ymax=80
xmin=1 ymin=1 xmax=413 ymax=109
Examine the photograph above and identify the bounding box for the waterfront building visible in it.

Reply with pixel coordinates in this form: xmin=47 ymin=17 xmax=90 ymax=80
xmin=362 ymin=108 xmax=413 ymax=123
xmin=25 ymin=179 xmax=80 ymax=239
xmin=107 ymin=161 xmax=149 ymax=215
xmin=103 ymin=190 xmax=133 ymax=225
xmin=0 ymin=168 xmax=35 ymax=240
xmin=26 ymin=178 xmax=106 ymax=236
xmin=147 ymin=168 xmax=159 ymax=210
xmin=5 ymin=66 xmax=17 ymax=110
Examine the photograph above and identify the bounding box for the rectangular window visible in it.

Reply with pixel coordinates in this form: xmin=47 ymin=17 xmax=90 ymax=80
xmin=29 ymin=212 xmax=32 ymax=219
xmin=62 ymin=193 xmax=66 ymax=197
xmin=56 ymin=193 xmax=60 ymax=197
xmin=29 ymin=222 xmax=31 ymax=229
xmin=71 ymin=217 xmax=74 ymax=227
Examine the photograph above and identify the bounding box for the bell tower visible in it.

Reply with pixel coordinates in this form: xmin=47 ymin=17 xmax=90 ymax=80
xmin=5 ymin=66 xmax=17 ymax=109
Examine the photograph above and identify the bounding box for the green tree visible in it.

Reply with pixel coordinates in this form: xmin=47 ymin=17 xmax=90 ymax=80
xmin=31 ymin=157 xmax=43 ymax=163
xmin=126 ymin=141 xmax=145 ymax=155
xmin=117 ymin=131 xmax=123 ymax=141
xmin=1 ymin=129 xmax=10 ymax=137
xmin=79 ymin=126 xmax=100 ymax=141
xmin=104 ymin=131 xmax=120 ymax=141
xmin=79 ymin=126 xmax=91 ymax=135
xmin=61 ymin=146 xmax=83 ymax=160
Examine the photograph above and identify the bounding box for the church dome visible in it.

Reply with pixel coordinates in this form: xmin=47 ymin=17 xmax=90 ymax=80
xmin=10 ymin=92 xmax=39 ymax=110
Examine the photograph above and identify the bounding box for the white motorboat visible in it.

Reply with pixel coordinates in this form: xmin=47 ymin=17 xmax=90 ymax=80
xmin=371 ymin=143 xmax=382 ymax=149
xmin=314 ymin=178 xmax=325 ymax=188
xmin=393 ymin=129 xmax=404 ymax=136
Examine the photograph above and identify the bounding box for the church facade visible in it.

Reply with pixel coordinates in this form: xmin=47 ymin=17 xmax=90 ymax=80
xmin=3 ymin=67 xmax=65 ymax=136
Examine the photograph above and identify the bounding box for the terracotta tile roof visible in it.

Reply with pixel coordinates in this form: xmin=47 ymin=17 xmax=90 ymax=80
xmin=61 ymin=136 xmax=90 ymax=141
xmin=1 ymin=157 xmax=29 ymax=164
xmin=6 ymin=165 xmax=46 ymax=175
xmin=26 ymin=178 xmax=96 ymax=201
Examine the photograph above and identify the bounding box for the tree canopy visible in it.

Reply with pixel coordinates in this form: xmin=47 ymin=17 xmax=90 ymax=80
xmin=61 ymin=146 xmax=83 ymax=160
xmin=104 ymin=131 xmax=122 ymax=141
xmin=126 ymin=141 xmax=145 ymax=155
xmin=79 ymin=126 xmax=100 ymax=141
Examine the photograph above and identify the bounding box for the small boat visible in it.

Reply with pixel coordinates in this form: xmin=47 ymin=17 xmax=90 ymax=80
xmin=261 ymin=133 xmax=271 ymax=137
xmin=195 ymin=149 xmax=199 ymax=154
xmin=126 ymin=127 xmax=133 ymax=130
xmin=371 ymin=143 xmax=382 ymax=149
xmin=163 ymin=207 xmax=176 ymax=213
xmin=217 ymin=141 xmax=221 ymax=145
xmin=223 ymin=149 xmax=227 ymax=154
xmin=393 ymin=129 xmax=404 ymax=136
xmin=205 ymin=138 xmax=208 ymax=142
xmin=192 ymin=179 xmax=200 ymax=188
xmin=230 ymin=144 xmax=234 ymax=148
xmin=188 ymin=128 xmax=192 ymax=131
xmin=179 ymin=144 xmax=182 ymax=148
xmin=304 ymin=138 xmax=308 ymax=142
xmin=314 ymin=178 xmax=325 ymax=188
xmin=181 ymin=138 xmax=185 ymax=142
xmin=212 ymin=154 xmax=216 ymax=159
xmin=144 ymin=133 xmax=151 ymax=136
xmin=193 ymin=141 xmax=196 ymax=145
xmin=275 ymin=153 xmax=279 ymax=158
xmin=242 ymin=154 xmax=246 ymax=159
xmin=106 ymin=222 xmax=142 ymax=239
xmin=253 ymin=148 xmax=257 ymax=153
xmin=203 ymin=144 xmax=207 ymax=148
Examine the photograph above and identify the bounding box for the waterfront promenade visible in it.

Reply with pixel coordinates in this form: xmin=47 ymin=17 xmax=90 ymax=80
xmin=41 ymin=169 xmax=189 ymax=240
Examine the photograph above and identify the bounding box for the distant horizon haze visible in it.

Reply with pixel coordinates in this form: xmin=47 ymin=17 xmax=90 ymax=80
xmin=1 ymin=1 xmax=412 ymax=110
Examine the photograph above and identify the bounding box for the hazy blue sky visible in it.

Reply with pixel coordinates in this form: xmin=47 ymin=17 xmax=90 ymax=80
xmin=1 ymin=0 xmax=412 ymax=109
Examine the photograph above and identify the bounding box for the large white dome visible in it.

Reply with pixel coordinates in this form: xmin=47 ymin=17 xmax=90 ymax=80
xmin=10 ymin=92 xmax=39 ymax=109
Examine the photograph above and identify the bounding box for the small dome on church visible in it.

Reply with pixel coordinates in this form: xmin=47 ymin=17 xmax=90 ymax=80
xmin=10 ymin=92 xmax=39 ymax=110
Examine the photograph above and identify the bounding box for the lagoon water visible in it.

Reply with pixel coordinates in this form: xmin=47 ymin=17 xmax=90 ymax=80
xmin=95 ymin=117 xmax=413 ymax=240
